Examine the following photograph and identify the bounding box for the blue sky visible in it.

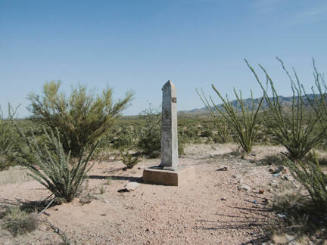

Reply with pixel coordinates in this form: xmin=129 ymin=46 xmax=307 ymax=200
xmin=0 ymin=0 xmax=326 ymax=117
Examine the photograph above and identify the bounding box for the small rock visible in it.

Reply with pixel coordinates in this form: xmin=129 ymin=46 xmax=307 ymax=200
xmin=270 ymin=180 xmax=278 ymax=187
xmin=217 ymin=166 xmax=228 ymax=171
xmin=277 ymin=213 xmax=287 ymax=218
xmin=123 ymin=182 xmax=140 ymax=192
xmin=285 ymin=234 xmax=295 ymax=241
xmin=238 ymin=184 xmax=251 ymax=192
xmin=221 ymin=197 xmax=227 ymax=201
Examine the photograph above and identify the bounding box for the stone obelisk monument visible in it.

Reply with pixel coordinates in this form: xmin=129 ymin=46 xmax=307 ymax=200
xmin=143 ymin=80 xmax=182 ymax=186
xmin=160 ymin=80 xmax=178 ymax=170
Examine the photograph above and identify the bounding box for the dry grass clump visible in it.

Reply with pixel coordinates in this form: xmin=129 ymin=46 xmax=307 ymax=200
xmin=271 ymin=189 xmax=327 ymax=243
xmin=0 ymin=166 xmax=32 ymax=185
xmin=1 ymin=206 xmax=39 ymax=237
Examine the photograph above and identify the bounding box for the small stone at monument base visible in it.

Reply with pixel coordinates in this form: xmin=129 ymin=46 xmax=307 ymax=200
xmin=117 ymin=182 xmax=140 ymax=192
xmin=124 ymin=182 xmax=140 ymax=191
xmin=143 ymin=166 xmax=194 ymax=186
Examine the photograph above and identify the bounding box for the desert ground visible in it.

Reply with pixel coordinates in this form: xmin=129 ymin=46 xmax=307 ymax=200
xmin=0 ymin=143 xmax=310 ymax=245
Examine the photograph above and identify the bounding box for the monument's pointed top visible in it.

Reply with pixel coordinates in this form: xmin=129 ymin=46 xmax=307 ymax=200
xmin=162 ymin=80 xmax=175 ymax=90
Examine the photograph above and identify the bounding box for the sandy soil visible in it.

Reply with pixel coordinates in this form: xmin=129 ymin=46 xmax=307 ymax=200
xmin=0 ymin=144 xmax=293 ymax=245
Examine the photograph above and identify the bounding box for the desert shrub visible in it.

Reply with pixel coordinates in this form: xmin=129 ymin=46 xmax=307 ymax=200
xmin=210 ymin=117 xmax=232 ymax=143
xmin=199 ymin=128 xmax=212 ymax=138
xmin=14 ymin=127 xmax=97 ymax=203
xmin=198 ymin=87 xmax=263 ymax=154
xmin=179 ymin=125 xmax=198 ymax=143
xmin=111 ymin=125 xmax=137 ymax=150
xmin=178 ymin=116 xmax=215 ymax=144
xmin=178 ymin=130 xmax=185 ymax=155
xmin=0 ymin=106 xmax=19 ymax=170
xmin=137 ymin=108 xmax=161 ymax=158
xmin=285 ymin=155 xmax=327 ymax=210
xmin=137 ymin=107 xmax=185 ymax=157
xmin=254 ymin=113 xmax=277 ymax=145
xmin=28 ymin=81 xmax=132 ymax=157
xmin=1 ymin=206 xmax=39 ymax=237
xmin=247 ymin=58 xmax=325 ymax=160
xmin=119 ymin=148 xmax=140 ymax=169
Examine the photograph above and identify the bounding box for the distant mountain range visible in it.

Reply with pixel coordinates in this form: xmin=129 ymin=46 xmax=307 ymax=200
xmin=180 ymin=94 xmax=317 ymax=115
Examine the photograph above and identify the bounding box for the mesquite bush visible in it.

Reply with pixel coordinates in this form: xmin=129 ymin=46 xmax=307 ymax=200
xmin=28 ymin=81 xmax=132 ymax=157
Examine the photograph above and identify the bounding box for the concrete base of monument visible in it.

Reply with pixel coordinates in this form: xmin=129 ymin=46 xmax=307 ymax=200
xmin=142 ymin=166 xmax=194 ymax=186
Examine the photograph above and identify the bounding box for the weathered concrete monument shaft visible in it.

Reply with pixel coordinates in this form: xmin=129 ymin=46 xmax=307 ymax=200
xmin=160 ymin=80 xmax=178 ymax=170
xmin=143 ymin=80 xmax=192 ymax=186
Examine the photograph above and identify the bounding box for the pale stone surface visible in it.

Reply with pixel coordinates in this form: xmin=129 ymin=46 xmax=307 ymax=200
xmin=160 ymin=80 xmax=178 ymax=170
xmin=143 ymin=166 xmax=195 ymax=186
xmin=124 ymin=182 xmax=140 ymax=191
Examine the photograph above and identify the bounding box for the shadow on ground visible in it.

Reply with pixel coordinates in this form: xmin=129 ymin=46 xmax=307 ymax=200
xmin=193 ymin=197 xmax=276 ymax=245
xmin=88 ymin=175 xmax=142 ymax=182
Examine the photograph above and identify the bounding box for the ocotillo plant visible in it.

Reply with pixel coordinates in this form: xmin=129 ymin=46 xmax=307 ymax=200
xmin=198 ymin=87 xmax=263 ymax=154
xmin=247 ymin=58 xmax=325 ymax=160
xmin=14 ymin=127 xmax=98 ymax=203
xmin=285 ymin=155 xmax=327 ymax=210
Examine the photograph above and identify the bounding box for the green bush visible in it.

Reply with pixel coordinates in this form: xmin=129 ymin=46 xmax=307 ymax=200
xmin=28 ymin=81 xmax=132 ymax=157
xmin=137 ymin=108 xmax=161 ymax=158
xmin=14 ymin=127 xmax=97 ymax=203
xmin=178 ymin=125 xmax=198 ymax=143
xmin=247 ymin=58 xmax=325 ymax=160
xmin=210 ymin=117 xmax=232 ymax=143
xmin=198 ymin=87 xmax=263 ymax=154
xmin=110 ymin=125 xmax=137 ymax=150
xmin=0 ymin=106 xmax=18 ymax=170
xmin=119 ymin=148 xmax=140 ymax=169
xmin=137 ymin=108 xmax=185 ymax=157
